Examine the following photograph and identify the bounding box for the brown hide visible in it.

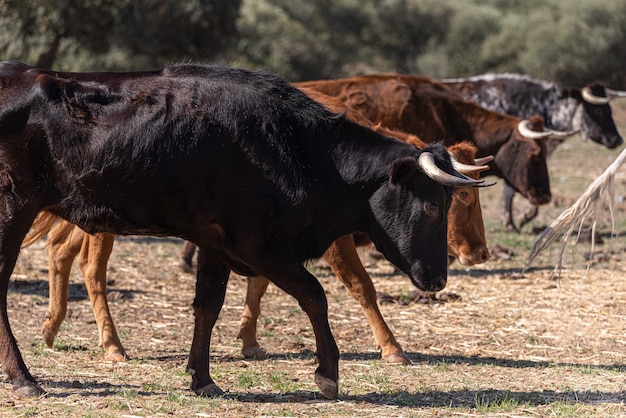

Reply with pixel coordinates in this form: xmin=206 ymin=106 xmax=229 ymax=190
xmin=295 ymin=75 xmax=552 ymax=207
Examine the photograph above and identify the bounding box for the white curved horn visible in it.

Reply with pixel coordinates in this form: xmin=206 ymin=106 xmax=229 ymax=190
xmin=606 ymin=88 xmax=626 ymax=99
xmin=418 ymin=152 xmax=488 ymax=187
xmin=448 ymin=152 xmax=490 ymax=174
xmin=473 ymin=155 xmax=494 ymax=165
xmin=517 ymin=120 xmax=553 ymax=139
xmin=517 ymin=120 xmax=579 ymax=140
xmin=545 ymin=127 xmax=580 ymax=139
xmin=581 ymin=86 xmax=610 ymax=105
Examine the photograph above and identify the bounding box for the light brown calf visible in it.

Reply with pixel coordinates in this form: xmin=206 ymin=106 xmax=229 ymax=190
xmin=37 ymin=90 xmax=489 ymax=365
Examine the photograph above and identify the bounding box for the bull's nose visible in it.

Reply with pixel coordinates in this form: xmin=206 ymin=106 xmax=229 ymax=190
xmin=432 ymin=276 xmax=447 ymax=292
xmin=478 ymin=247 xmax=490 ymax=263
xmin=459 ymin=246 xmax=491 ymax=266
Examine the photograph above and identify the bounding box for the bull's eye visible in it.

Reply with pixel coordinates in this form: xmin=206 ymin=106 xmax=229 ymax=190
xmin=423 ymin=201 xmax=438 ymax=216
xmin=454 ymin=188 xmax=471 ymax=204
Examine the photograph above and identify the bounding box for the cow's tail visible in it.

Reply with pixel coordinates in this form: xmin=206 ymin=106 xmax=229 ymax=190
xmin=22 ymin=211 xmax=59 ymax=247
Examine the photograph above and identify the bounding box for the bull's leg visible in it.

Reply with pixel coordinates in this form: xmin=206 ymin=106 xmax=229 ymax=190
xmin=187 ymin=248 xmax=230 ymax=397
xmin=260 ymin=264 xmax=339 ymax=399
xmin=237 ymin=276 xmax=270 ymax=359
xmin=0 ymin=213 xmax=44 ymax=397
xmin=42 ymin=220 xmax=85 ymax=348
xmin=77 ymin=231 xmax=127 ymax=362
xmin=502 ymin=183 xmax=520 ymax=232
xmin=180 ymin=241 xmax=197 ymax=273
xmin=323 ymin=235 xmax=410 ymax=365
xmin=519 ymin=205 xmax=539 ymax=229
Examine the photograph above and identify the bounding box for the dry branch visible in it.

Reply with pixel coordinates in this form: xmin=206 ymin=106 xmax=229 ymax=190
xmin=526 ymin=147 xmax=626 ymax=275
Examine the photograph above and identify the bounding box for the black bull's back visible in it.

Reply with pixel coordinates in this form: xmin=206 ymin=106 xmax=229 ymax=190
xmin=0 ymin=61 xmax=480 ymax=398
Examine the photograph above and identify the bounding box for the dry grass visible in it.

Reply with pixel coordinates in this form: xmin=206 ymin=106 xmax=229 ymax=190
xmin=2 ymin=103 xmax=626 ymax=417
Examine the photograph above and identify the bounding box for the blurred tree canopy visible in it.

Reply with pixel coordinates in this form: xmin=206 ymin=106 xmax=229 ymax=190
xmin=1 ymin=0 xmax=624 ymax=88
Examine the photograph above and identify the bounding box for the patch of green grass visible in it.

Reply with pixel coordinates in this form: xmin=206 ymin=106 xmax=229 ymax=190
xmin=13 ymin=406 xmax=40 ymax=417
xmin=260 ymin=330 xmax=275 ymax=338
xmin=268 ymin=370 xmax=298 ymax=392
xmin=29 ymin=341 xmax=53 ymax=357
xmin=434 ymin=358 xmax=453 ymax=372
xmin=236 ymin=370 xmax=259 ymax=388
xmin=474 ymin=391 xmax=520 ymax=413
xmin=544 ymin=400 xmax=586 ymax=417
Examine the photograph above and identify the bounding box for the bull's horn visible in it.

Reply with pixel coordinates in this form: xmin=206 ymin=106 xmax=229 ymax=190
xmin=545 ymin=127 xmax=580 ymax=138
xmin=473 ymin=155 xmax=494 ymax=165
xmin=448 ymin=152 xmax=490 ymax=174
xmin=606 ymin=88 xmax=626 ymax=99
xmin=517 ymin=120 xmax=553 ymax=139
xmin=517 ymin=120 xmax=579 ymax=140
xmin=581 ymin=86 xmax=610 ymax=105
xmin=418 ymin=152 xmax=490 ymax=187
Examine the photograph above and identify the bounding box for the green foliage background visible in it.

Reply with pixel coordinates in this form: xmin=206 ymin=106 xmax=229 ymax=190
xmin=1 ymin=0 xmax=624 ymax=87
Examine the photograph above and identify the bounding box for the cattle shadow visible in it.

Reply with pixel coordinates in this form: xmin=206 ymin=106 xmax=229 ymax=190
xmin=448 ymin=264 xmax=553 ymax=277
xmin=202 ymin=349 xmax=625 ymax=375
xmin=220 ymin=388 xmax=626 ymax=408
xmin=114 ymin=236 xmax=186 ymax=245
xmin=8 ymin=278 xmax=140 ymax=301
xmin=38 ymin=378 xmax=626 ymax=409
xmin=37 ymin=351 xmax=626 ymax=408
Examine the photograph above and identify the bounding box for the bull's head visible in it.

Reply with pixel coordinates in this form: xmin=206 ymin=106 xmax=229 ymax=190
xmin=446 ymin=142 xmax=490 ymax=266
xmin=489 ymin=116 xmax=552 ymax=206
xmin=368 ymin=143 xmax=488 ymax=292
xmin=573 ymin=83 xmax=624 ymax=149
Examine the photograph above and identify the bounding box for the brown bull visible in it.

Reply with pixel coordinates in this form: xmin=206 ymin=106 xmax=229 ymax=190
xmin=295 ymin=74 xmax=560 ymax=223
xmin=36 ymin=88 xmax=490 ymax=366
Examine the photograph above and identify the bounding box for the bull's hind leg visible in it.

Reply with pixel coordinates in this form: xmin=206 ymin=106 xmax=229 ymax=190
xmin=180 ymin=241 xmax=197 ymax=273
xmin=187 ymin=248 xmax=231 ymax=397
xmin=77 ymin=231 xmax=127 ymax=361
xmin=42 ymin=220 xmax=85 ymax=348
xmin=237 ymin=276 xmax=270 ymax=359
xmin=323 ymin=235 xmax=410 ymax=365
xmin=259 ymin=261 xmax=339 ymax=399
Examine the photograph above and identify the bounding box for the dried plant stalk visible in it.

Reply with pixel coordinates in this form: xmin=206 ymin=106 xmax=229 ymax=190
xmin=526 ymin=147 xmax=626 ymax=275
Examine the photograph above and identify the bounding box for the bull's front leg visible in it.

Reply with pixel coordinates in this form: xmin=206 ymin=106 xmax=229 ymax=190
xmin=323 ymin=235 xmax=410 ymax=365
xmin=0 ymin=213 xmax=44 ymax=397
xmin=42 ymin=220 xmax=85 ymax=349
xmin=519 ymin=205 xmax=539 ymax=230
xmin=187 ymin=248 xmax=230 ymax=396
xmin=502 ymin=182 xmax=520 ymax=232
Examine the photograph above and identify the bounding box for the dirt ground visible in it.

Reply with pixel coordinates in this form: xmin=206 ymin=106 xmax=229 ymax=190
xmin=2 ymin=105 xmax=626 ymax=417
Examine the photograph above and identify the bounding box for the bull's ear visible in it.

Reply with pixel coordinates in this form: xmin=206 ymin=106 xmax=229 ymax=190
xmin=35 ymin=74 xmax=63 ymax=102
xmin=390 ymin=157 xmax=418 ymax=185
xmin=0 ymin=103 xmax=30 ymax=135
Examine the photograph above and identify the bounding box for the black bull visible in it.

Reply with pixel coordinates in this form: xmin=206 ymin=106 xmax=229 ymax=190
xmin=0 ymin=62 xmax=486 ymax=399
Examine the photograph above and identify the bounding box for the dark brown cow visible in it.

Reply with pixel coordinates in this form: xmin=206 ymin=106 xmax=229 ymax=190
xmin=443 ymin=73 xmax=624 ymax=231
xmin=295 ymin=74 xmax=571 ymax=226
xmin=37 ymin=88 xmax=490 ymax=368
xmin=0 ymin=61 xmax=485 ymax=398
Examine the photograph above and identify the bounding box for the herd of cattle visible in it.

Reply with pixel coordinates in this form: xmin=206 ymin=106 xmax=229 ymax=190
xmin=0 ymin=60 xmax=624 ymax=399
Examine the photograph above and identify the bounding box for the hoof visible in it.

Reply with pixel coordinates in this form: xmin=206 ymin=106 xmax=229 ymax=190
xmin=180 ymin=262 xmax=195 ymax=274
xmin=314 ymin=372 xmax=338 ymax=400
xmin=13 ymin=382 xmax=45 ymax=398
xmin=383 ymin=352 xmax=411 ymax=365
xmin=41 ymin=327 xmax=56 ymax=349
xmin=105 ymin=350 xmax=130 ymax=362
xmin=241 ymin=345 xmax=267 ymax=359
xmin=193 ymin=383 xmax=225 ymax=397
